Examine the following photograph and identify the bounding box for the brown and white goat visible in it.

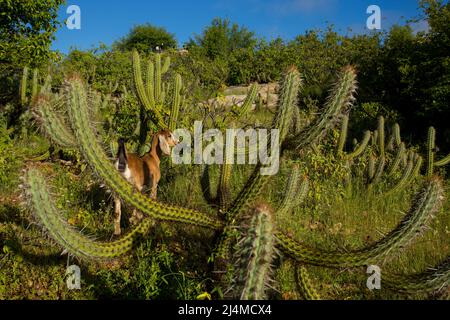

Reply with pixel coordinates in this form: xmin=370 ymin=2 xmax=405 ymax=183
xmin=113 ymin=130 xmax=178 ymax=235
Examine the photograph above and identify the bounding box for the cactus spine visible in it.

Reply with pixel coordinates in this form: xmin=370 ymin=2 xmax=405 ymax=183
xmin=233 ymin=203 xmax=275 ymax=300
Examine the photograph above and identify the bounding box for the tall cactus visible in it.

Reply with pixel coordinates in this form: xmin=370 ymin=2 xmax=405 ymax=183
xmin=426 ymin=127 xmax=436 ymax=177
xmin=20 ymin=66 xmax=29 ymax=106
xmin=377 ymin=116 xmax=385 ymax=156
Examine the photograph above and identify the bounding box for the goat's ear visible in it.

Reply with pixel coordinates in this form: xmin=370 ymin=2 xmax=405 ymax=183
xmin=158 ymin=134 xmax=171 ymax=155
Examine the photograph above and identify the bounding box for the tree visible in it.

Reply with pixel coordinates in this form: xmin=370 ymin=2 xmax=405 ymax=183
xmin=0 ymin=0 xmax=64 ymax=106
xmin=114 ymin=24 xmax=177 ymax=53
xmin=187 ymin=18 xmax=257 ymax=60
xmin=0 ymin=0 xmax=63 ymax=69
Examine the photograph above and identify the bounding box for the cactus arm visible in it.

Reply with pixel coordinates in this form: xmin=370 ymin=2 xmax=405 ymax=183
xmin=33 ymin=94 xmax=77 ymax=148
xmin=218 ymin=163 xmax=232 ymax=213
xmin=337 ymin=114 xmax=349 ymax=154
xmin=426 ymin=127 xmax=435 ymax=177
xmin=385 ymin=159 xmax=414 ymax=195
xmin=435 ymin=153 xmax=450 ymax=167
xmin=20 ymin=66 xmax=29 ymax=106
xmin=162 ymin=56 xmax=170 ymax=74
xmin=347 ymin=131 xmax=371 ymax=160
xmin=155 ymin=53 xmax=162 ymax=104
xmin=67 ymin=76 xmax=222 ymax=229
xmin=169 ymin=74 xmax=182 ymax=131
xmin=284 ymin=66 xmax=357 ymax=151
xmin=276 ymin=177 xmax=444 ymax=268
xmin=273 ymin=66 xmax=302 ymax=143
xmin=277 ymin=165 xmax=308 ymax=216
xmin=377 ymin=116 xmax=385 ymax=156
xmin=31 ymin=68 xmax=39 ymax=102
xmin=371 ymin=156 xmax=386 ymax=185
xmin=145 ymin=60 xmax=155 ymax=108
xmin=296 ymin=266 xmax=321 ymax=300
xmin=24 ymin=168 xmax=154 ymax=260
xmin=387 ymin=142 xmax=406 ymax=176
xmin=411 ymin=155 xmax=423 ymax=180
xmin=383 ymin=257 xmax=450 ymax=294
xmin=233 ymin=203 xmax=275 ymax=300
xmin=41 ymin=74 xmax=52 ymax=94
xmin=235 ymin=83 xmax=258 ymax=120
xmin=367 ymin=154 xmax=376 ymax=183
xmin=393 ymin=123 xmax=402 ymax=147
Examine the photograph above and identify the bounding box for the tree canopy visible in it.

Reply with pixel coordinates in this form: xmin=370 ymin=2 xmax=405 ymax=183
xmin=114 ymin=24 xmax=177 ymax=53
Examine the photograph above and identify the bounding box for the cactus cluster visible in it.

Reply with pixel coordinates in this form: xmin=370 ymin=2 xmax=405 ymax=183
xmin=132 ymin=50 xmax=183 ymax=131
xmin=20 ymin=67 xmax=52 ymax=107
xmin=23 ymin=55 xmax=449 ymax=300
xmin=336 ymin=114 xmax=427 ymax=195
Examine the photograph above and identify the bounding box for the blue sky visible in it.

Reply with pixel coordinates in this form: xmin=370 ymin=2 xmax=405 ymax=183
xmin=52 ymin=0 xmax=430 ymax=54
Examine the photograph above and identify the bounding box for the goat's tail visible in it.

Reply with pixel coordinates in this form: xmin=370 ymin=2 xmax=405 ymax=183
xmin=117 ymin=138 xmax=127 ymax=172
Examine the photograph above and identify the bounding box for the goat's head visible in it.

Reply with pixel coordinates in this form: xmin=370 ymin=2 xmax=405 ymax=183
xmin=156 ymin=130 xmax=179 ymax=156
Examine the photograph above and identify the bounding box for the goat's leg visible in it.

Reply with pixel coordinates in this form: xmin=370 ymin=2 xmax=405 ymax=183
xmin=150 ymin=180 xmax=158 ymax=200
xmin=114 ymin=196 xmax=122 ymax=235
